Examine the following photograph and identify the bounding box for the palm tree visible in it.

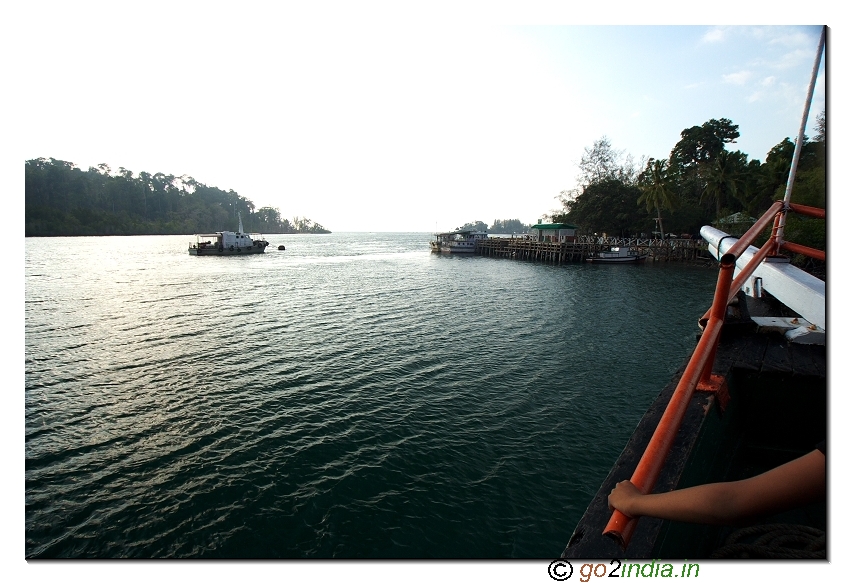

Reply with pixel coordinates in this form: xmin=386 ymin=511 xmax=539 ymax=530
xmin=702 ymin=150 xmax=747 ymax=219
xmin=637 ymin=158 xmax=677 ymax=239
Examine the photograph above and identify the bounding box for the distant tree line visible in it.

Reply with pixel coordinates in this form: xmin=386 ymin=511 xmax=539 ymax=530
xmin=550 ymin=113 xmax=825 ymax=269
xmin=454 ymin=219 xmax=533 ymax=233
xmin=25 ymin=158 xmax=331 ymax=236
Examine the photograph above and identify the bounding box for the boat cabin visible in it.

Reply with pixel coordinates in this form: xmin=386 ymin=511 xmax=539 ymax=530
xmin=195 ymin=231 xmax=257 ymax=250
xmin=597 ymin=247 xmax=632 ymax=258
xmin=430 ymin=230 xmax=488 ymax=253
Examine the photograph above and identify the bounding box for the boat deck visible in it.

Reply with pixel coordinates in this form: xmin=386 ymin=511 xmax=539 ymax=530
xmin=562 ymin=293 xmax=826 ymax=559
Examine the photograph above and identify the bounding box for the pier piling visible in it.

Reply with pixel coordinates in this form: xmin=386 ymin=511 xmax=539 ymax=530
xmin=474 ymin=236 xmax=707 ymax=264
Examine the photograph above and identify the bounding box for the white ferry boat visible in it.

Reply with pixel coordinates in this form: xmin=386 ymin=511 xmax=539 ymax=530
xmin=429 ymin=230 xmax=488 ymax=254
xmin=189 ymin=213 xmax=269 ymax=256
xmin=586 ymin=247 xmax=648 ymax=263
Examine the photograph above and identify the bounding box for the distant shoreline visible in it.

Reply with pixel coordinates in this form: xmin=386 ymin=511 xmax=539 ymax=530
xmin=25 ymin=231 xmax=332 ymax=237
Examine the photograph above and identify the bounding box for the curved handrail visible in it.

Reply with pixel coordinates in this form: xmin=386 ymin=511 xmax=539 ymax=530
xmin=603 ymin=198 xmax=824 ymax=548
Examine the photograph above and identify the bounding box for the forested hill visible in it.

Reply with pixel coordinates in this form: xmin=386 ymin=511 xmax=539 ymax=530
xmin=25 ymin=158 xmax=331 ymax=236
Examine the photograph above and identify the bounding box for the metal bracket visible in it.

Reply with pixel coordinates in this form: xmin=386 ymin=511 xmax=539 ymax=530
xmin=697 ymin=374 xmax=730 ymax=414
xmin=743 ymin=276 xmax=763 ymax=299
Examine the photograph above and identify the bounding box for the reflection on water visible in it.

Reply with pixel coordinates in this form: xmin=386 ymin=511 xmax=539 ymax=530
xmin=25 ymin=233 xmax=717 ymax=557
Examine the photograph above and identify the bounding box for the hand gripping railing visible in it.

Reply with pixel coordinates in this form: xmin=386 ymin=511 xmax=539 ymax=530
xmin=603 ymin=199 xmax=825 ymax=548
xmin=602 ymin=243 xmax=737 ymax=548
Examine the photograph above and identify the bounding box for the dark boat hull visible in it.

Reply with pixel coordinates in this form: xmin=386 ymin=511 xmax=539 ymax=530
xmin=562 ymin=301 xmax=826 ymax=559
xmin=189 ymin=245 xmax=266 ymax=256
xmin=586 ymin=255 xmax=648 ymax=263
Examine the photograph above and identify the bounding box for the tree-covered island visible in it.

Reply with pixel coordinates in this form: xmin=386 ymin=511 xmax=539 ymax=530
xmin=25 ymin=158 xmax=331 ymax=236
xmin=549 ymin=114 xmax=825 ymax=271
xmin=453 ymin=219 xmax=534 ymax=234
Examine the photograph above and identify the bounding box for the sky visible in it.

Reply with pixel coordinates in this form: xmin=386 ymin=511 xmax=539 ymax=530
xmin=7 ymin=4 xmax=832 ymax=234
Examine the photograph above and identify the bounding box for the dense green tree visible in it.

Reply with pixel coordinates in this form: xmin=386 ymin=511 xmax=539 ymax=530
xmin=254 ymin=206 xmax=294 ymax=233
xmin=762 ymin=139 xmax=794 ymax=198
xmin=25 ymin=158 xmax=330 ymax=236
xmin=778 ymin=110 xmax=825 ymax=271
xmin=489 ymin=219 xmax=532 ymax=234
xmin=455 ymin=220 xmax=488 ymax=232
xmin=554 ymin=137 xmax=644 ymax=235
xmin=666 ymin=118 xmax=741 ymax=223
xmin=559 ymin=179 xmax=643 ymax=237
xmin=814 ymin=110 xmax=825 ymax=143
xmin=701 ymin=150 xmax=748 ymax=217
xmin=573 ymin=136 xmax=640 ymax=191
xmin=736 ymin=158 xmax=765 ymax=216
xmin=554 ymin=114 xmax=825 ymax=242
xmin=291 ymin=216 xmax=330 ymax=233
xmin=743 ymin=127 xmax=821 ymax=219
xmin=670 ymin=118 xmax=740 ymax=168
xmin=637 ymin=158 xmax=677 ymax=239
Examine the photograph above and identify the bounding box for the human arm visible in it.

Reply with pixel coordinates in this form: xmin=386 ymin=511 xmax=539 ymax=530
xmin=607 ymin=448 xmax=825 ymax=525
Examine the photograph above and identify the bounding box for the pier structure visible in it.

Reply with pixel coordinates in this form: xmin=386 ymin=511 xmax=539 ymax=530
xmin=475 ymin=235 xmax=708 ymax=264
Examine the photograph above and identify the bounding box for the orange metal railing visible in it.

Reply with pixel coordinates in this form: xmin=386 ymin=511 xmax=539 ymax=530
xmin=603 ymin=200 xmax=825 ymax=548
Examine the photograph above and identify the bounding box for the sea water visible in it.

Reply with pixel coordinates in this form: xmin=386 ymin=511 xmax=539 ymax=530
xmin=25 ymin=233 xmax=717 ymax=558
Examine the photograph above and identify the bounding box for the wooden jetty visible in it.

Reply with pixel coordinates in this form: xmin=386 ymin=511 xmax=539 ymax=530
xmin=475 ymin=235 xmax=708 ymax=264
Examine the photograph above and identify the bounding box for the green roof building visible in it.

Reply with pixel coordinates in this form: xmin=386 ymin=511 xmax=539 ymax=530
xmin=530 ymin=222 xmax=578 ymax=242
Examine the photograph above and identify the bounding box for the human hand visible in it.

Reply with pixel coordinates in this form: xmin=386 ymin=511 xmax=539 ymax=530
xmin=608 ymin=480 xmax=642 ymax=517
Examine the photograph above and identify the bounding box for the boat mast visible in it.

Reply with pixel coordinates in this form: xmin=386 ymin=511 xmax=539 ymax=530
xmin=775 ymin=25 xmax=825 ymax=242
xmin=238 ymin=211 xmax=244 ymax=234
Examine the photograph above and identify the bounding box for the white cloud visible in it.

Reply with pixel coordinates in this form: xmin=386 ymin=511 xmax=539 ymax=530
xmin=766 ymin=29 xmax=814 ymax=49
xmin=722 ymin=71 xmax=752 ymax=85
xmin=774 ymin=48 xmax=812 ymax=70
xmin=701 ymin=27 xmax=726 ymax=44
xmin=761 ymin=76 xmax=777 ymax=86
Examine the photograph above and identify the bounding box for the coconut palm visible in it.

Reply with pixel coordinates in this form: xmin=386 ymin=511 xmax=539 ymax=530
xmin=702 ymin=150 xmax=747 ymax=219
xmin=637 ymin=158 xmax=677 ymax=239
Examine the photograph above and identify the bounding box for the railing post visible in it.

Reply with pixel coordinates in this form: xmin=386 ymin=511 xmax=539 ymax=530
xmin=767 ymin=210 xmax=784 ymax=258
xmin=604 ymin=252 xmax=737 ymax=548
xmin=699 ymin=257 xmax=736 ymax=384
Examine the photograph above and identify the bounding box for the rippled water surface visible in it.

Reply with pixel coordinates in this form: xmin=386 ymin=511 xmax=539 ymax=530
xmin=25 ymin=233 xmax=717 ymax=558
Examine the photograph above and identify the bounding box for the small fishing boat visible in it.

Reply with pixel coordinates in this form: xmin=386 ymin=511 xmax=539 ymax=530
xmin=189 ymin=213 xmax=269 ymax=256
xmin=430 ymin=230 xmax=488 ymax=253
xmin=586 ymin=246 xmax=648 ymax=263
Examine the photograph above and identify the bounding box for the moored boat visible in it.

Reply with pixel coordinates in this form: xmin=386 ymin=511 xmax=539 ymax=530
xmin=586 ymin=246 xmax=648 ymax=263
xmin=429 ymin=230 xmax=488 ymax=253
xmin=189 ymin=213 xmax=269 ymax=256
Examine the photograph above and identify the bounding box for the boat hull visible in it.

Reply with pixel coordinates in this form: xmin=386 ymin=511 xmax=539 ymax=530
xmin=441 ymin=244 xmax=477 ymax=253
xmin=586 ymin=255 xmax=648 ymax=263
xmin=430 ymin=242 xmax=477 ymax=253
xmin=189 ymin=246 xmax=266 ymax=256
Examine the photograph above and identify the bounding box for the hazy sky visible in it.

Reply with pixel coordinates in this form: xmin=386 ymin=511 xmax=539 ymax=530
xmin=11 ymin=6 xmax=828 ymax=234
